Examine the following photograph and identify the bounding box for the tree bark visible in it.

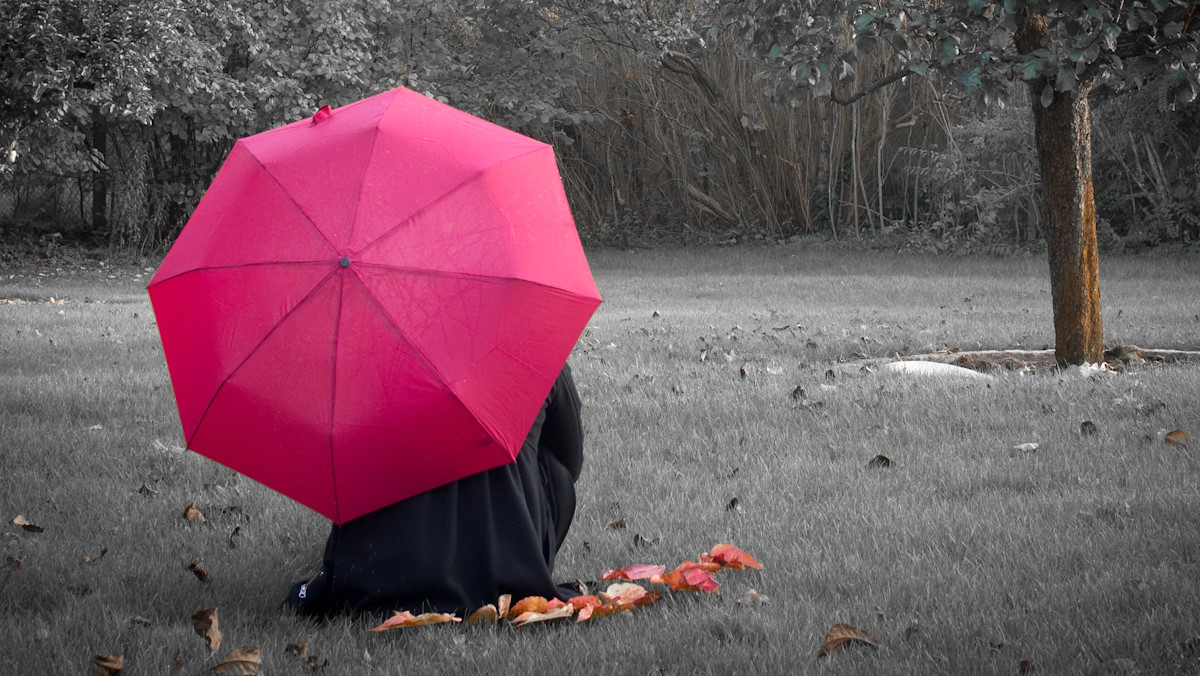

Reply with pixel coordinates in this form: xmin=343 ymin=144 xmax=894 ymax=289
xmin=1018 ymin=13 xmax=1104 ymax=366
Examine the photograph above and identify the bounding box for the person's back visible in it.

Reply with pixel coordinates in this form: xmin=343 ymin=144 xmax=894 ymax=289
xmin=285 ymin=364 xmax=583 ymax=616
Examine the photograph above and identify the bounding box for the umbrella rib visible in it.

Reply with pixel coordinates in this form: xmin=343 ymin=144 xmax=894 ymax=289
xmin=350 ymin=145 xmax=547 ymax=258
xmin=351 ymin=261 xmax=595 ymax=298
xmin=148 ymin=261 xmax=332 ymax=287
xmin=344 ymin=270 xmax=510 ymax=450
xmin=240 ymin=142 xmax=341 ymax=256
xmin=326 ymin=272 xmax=346 ymax=523
xmin=185 ymin=268 xmax=339 ymax=448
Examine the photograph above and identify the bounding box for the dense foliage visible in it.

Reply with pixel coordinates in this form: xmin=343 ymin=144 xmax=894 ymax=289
xmin=1 ymin=1 xmax=1197 ymax=251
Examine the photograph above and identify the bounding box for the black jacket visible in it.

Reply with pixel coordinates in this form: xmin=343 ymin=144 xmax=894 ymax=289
xmin=285 ymin=364 xmax=583 ymax=617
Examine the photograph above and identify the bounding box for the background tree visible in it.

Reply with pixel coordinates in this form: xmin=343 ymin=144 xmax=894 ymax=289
xmin=726 ymin=0 xmax=1200 ymax=365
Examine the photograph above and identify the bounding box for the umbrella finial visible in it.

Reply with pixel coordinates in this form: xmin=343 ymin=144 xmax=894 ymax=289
xmin=312 ymin=105 xmax=333 ymax=124
xmin=339 ymin=257 xmax=351 ymax=268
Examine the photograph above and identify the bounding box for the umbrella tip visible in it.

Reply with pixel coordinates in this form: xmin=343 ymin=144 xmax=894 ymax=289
xmin=312 ymin=105 xmax=333 ymax=124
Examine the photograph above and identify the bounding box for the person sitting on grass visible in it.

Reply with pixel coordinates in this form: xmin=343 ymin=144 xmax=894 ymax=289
xmin=283 ymin=364 xmax=584 ymax=617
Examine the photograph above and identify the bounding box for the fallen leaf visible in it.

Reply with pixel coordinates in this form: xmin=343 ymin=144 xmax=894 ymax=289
xmin=709 ymin=544 xmax=765 ymax=570
xmin=212 ymin=647 xmax=261 ymax=675
xmin=12 ymin=515 xmax=43 ymax=533
xmin=84 ymin=547 xmax=108 ymax=563
xmin=818 ymin=623 xmax=876 ymax=657
xmin=512 ymin=603 xmax=575 ymax=627
xmin=605 ymin=518 xmax=626 ymax=529
xmin=6 ymin=555 xmax=19 ymax=568
xmin=466 ymin=605 xmax=498 ymax=625
xmin=740 ymin=362 xmax=749 ymax=379
xmin=184 ymin=503 xmax=206 ymax=523
xmin=737 ymin=588 xmax=770 ymax=606
xmin=1165 ymin=429 xmax=1190 ymax=446
xmin=507 ymin=596 xmax=549 ymax=618
xmin=284 ymin=643 xmax=308 ymax=659
xmin=1013 ymin=442 xmax=1039 ymax=453
xmin=699 ymin=348 xmax=708 ymax=362
xmin=868 ymin=454 xmax=892 ymax=468
xmin=654 ymin=567 xmax=720 ymax=593
xmin=567 ymin=595 xmax=607 ymax=622
xmin=600 ymin=564 xmax=666 ymax=582
xmin=1080 ymin=420 xmax=1098 ymax=435
xmin=368 ymin=610 xmax=460 ymax=632
xmin=1019 ymin=658 xmax=1034 ymax=673
xmin=600 ymin=582 xmax=659 ymax=611
xmin=497 ymin=594 xmax=512 ymax=619
xmin=192 ymin=608 xmax=221 ymax=652
xmin=132 ymin=616 xmax=151 ymax=626
xmin=189 ymin=562 xmax=209 ymax=582
xmin=652 ymin=310 xmax=661 ymax=318
xmin=726 ymin=496 xmax=740 ymax=511
xmin=92 ymin=655 xmax=124 ymax=675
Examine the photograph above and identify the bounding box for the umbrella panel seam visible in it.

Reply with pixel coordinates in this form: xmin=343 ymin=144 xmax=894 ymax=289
xmin=240 ymin=141 xmax=343 ymax=257
xmin=148 ymin=261 xmax=333 ymax=288
xmin=344 ymin=269 xmax=515 ymax=455
xmin=350 ymin=145 xmax=547 ymax=259
xmin=185 ymin=268 xmax=338 ymax=448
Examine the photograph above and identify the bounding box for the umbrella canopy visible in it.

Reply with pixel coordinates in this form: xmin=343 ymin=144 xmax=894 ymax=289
xmin=148 ymin=87 xmax=601 ymax=524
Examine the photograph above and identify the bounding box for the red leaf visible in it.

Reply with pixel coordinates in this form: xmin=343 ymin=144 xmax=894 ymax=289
xmin=653 ymin=568 xmax=719 ymax=593
xmin=709 ymin=543 xmax=764 ymax=570
xmin=566 ymin=595 xmax=607 ymax=622
xmin=512 ymin=604 xmax=574 ymax=627
xmin=599 ymin=582 xmax=659 ymax=611
xmin=599 ymin=563 xmax=666 ymax=581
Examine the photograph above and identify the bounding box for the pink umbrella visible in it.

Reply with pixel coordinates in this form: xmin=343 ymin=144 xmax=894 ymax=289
xmin=147 ymin=87 xmax=601 ymax=524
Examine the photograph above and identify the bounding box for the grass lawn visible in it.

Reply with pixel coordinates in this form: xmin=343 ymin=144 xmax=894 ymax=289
xmin=2 ymin=243 xmax=1199 ymax=674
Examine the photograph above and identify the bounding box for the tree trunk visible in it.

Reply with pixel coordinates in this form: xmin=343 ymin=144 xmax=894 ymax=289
xmin=91 ymin=107 xmax=108 ymax=233
xmin=1018 ymin=13 xmax=1104 ymax=367
xmin=1029 ymin=86 xmax=1103 ymax=366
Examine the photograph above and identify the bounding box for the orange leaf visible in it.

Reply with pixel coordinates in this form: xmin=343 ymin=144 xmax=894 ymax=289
xmin=92 ymin=655 xmax=124 ymax=675
xmin=1165 ymin=429 xmax=1190 ymax=446
xmin=497 ymin=594 xmax=512 ymax=619
xmin=512 ymin=603 xmax=574 ymax=627
xmin=566 ymin=595 xmax=607 ymax=623
xmin=466 ymin=605 xmax=498 ymax=626
xmin=191 ymin=608 xmax=221 ymax=652
xmin=368 ymin=610 xmax=461 ymax=632
xmin=656 ymin=568 xmax=720 ymax=593
xmin=709 ymin=543 xmax=764 ymax=570
xmin=212 ymin=646 xmax=261 ymax=675
xmin=818 ymin=623 xmax=877 ymax=657
xmin=507 ymin=596 xmax=549 ymax=618
xmin=676 ymin=558 xmax=723 ymax=573
xmin=600 ymin=563 xmax=666 ymax=581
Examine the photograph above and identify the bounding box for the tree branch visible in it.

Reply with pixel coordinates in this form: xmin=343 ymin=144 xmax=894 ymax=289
xmin=828 ymin=68 xmax=911 ymax=106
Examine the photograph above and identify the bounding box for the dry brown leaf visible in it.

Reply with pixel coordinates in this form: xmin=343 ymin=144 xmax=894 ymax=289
xmin=285 ymin=643 xmax=308 ymax=660
xmin=184 ymin=503 xmax=206 ymax=523
xmin=12 ymin=515 xmax=43 ymax=533
xmin=368 ymin=610 xmax=460 ymax=632
xmin=131 ymin=616 xmax=151 ymax=626
xmin=1165 ymin=429 xmax=1190 ymax=446
xmin=605 ymin=518 xmax=626 ymax=529
xmin=818 ymin=623 xmax=876 ymax=657
xmin=868 ymin=454 xmax=892 ymax=468
xmin=84 ymin=547 xmax=108 ymax=563
xmin=497 ymin=593 xmax=512 ymax=619
xmin=512 ymin=604 xmax=574 ymax=627
xmin=1080 ymin=420 xmax=1098 ymax=435
xmin=6 ymin=555 xmax=19 ymax=568
xmin=466 ymin=604 xmax=499 ymax=625
xmin=191 ymin=608 xmax=221 ymax=652
xmin=740 ymin=362 xmax=749 ymax=379
xmin=699 ymin=348 xmax=708 ymax=362
xmin=92 ymin=655 xmax=124 ymax=675
xmin=1019 ymin=658 xmax=1034 ymax=673
xmin=212 ymin=647 xmax=261 ymax=675
xmin=189 ymin=562 xmax=209 ymax=582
